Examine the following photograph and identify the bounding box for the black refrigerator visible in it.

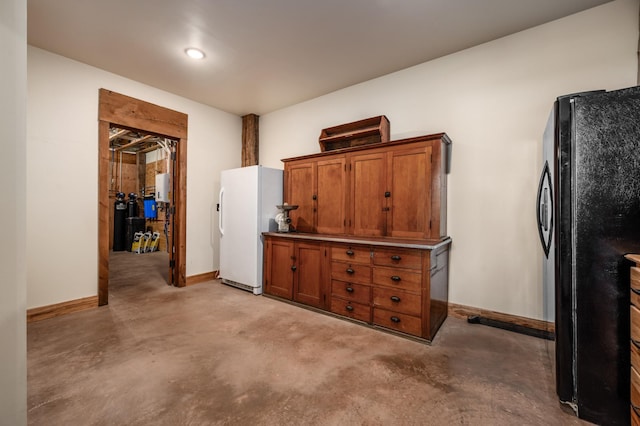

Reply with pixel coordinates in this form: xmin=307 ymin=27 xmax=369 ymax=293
xmin=537 ymin=86 xmax=640 ymax=426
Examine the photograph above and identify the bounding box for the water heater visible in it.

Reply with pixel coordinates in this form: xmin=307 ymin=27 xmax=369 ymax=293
xmin=155 ymin=173 xmax=170 ymax=202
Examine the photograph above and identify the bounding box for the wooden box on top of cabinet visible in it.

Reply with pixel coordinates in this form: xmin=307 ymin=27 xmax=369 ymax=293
xmin=319 ymin=115 xmax=390 ymax=152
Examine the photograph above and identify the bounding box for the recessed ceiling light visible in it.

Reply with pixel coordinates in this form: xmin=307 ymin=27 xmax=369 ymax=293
xmin=185 ymin=48 xmax=205 ymax=60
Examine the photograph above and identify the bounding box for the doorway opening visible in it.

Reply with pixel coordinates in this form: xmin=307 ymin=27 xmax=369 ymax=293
xmin=108 ymin=127 xmax=177 ymax=286
xmin=98 ymin=89 xmax=188 ymax=305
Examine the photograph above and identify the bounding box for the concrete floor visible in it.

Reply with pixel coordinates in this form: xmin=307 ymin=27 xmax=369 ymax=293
xmin=27 ymin=251 xmax=590 ymax=425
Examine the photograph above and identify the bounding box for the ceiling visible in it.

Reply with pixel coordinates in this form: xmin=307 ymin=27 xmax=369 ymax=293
xmin=28 ymin=0 xmax=611 ymax=116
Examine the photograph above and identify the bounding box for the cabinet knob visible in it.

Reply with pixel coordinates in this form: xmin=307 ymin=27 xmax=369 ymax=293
xmin=391 ymin=255 xmax=401 ymax=261
xmin=384 ymin=191 xmax=391 ymax=198
xmin=346 ymin=305 xmax=354 ymax=312
xmin=312 ymin=194 xmax=317 ymax=200
xmin=346 ymin=287 xmax=354 ymax=293
xmin=390 ymin=316 xmax=401 ymax=323
xmin=390 ymin=275 xmax=401 ymax=282
xmin=346 ymin=250 xmax=354 ymax=256
xmin=390 ymin=296 xmax=401 ymax=303
xmin=346 ymin=268 xmax=355 ymax=274
xmin=291 ymin=265 xmax=297 ymax=272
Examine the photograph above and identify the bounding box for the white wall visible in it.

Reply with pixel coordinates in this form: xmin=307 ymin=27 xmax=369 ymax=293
xmin=1 ymin=0 xmax=27 ymax=423
xmin=27 ymin=47 xmax=241 ymax=309
xmin=260 ymin=0 xmax=639 ymax=321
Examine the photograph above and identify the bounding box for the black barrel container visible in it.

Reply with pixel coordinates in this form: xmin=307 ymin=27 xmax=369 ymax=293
xmin=113 ymin=192 xmax=127 ymax=251
xmin=127 ymin=192 xmax=139 ymax=218
xmin=125 ymin=217 xmax=145 ymax=252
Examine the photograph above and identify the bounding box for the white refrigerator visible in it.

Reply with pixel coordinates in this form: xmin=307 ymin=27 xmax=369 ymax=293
xmin=218 ymin=165 xmax=283 ymax=295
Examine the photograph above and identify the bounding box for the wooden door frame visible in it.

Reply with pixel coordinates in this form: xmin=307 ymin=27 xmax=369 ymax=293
xmin=98 ymin=89 xmax=188 ymax=305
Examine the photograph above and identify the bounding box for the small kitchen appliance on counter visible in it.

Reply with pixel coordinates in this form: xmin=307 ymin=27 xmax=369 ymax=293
xmin=275 ymin=204 xmax=298 ymax=232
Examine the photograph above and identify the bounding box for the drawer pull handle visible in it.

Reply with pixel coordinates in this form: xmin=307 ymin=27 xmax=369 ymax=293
xmin=391 ymin=255 xmax=401 ymax=261
xmin=346 ymin=287 xmax=354 ymax=293
xmin=346 ymin=268 xmax=355 ymax=274
xmin=390 ymin=296 xmax=401 ymax=303
xmin=291 ymin=265 xmax=297 ymax=272
xmin=346 ymin=305 xmax=354 ymax=312
xmin=390 ymin=316 xmax=401 ymax=323
xmin=391 ymin=275 xmax=401 ymax=282
xmin=346 ymin=250 xmax=354 ymax=256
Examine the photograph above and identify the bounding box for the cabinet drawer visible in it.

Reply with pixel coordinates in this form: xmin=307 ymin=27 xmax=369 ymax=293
xmin=373 ymin=308 xmax=422 ymax=337
xmin=632 ymin=267 xmax=640 ymax=291
xmin=633 ymin=305 xmax=640 ymax=344
xmin=331 ymin=297 xmax=371 ymax=323
xmin=372 ymin=287 xmax=421 ymax=316
xmin=633 ymin=406 xmax=640 ymax=426
xmin=373 ymin=248 xmax=422 ymax=270
xmin=372 ymin=266 xmax=421 ymax=291
xmin=331 ymin=262 xmax=371 ymax=284
xmin=331 ymin=246 xmax=370 ymax=264
xmin=633 ymin=288 xmax=640 ymax=309
xmin=633 ymin=366 xmax=640 ymax=412
xmin=332 ymin=280 xmax=371 ymax=304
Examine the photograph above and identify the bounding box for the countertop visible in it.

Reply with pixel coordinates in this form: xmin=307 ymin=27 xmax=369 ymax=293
xmin=262 ymin=232 xmax=452 ymax=250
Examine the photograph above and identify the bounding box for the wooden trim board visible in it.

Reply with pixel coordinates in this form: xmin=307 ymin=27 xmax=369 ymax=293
xmin=27 ymin=296 xmax=99 ymax=323
xmin=98 ymin=89 xmax=187 ymax=138
xmin=448 ymin=302 xmax=555 ymax=334
xmin=185 ymin=271 xmax=217 ymax=286
xmin=174 ymin=136 xmax=188 ymax=287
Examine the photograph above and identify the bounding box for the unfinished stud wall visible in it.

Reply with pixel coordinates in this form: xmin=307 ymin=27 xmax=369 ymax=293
xmin=106 ymin=149 xmax=172 ymax=253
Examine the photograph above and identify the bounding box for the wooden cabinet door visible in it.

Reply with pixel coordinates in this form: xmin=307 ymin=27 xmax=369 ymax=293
xmin=293 ymin=242 xmax=326 ymax=308
xmin=264 ymin=238 xmax=295 ymax=299
xmin=286 ymin=161 xmax=316 ymax=233
xmin=387 ymin=145 xmax=432 ymax=239
xmin=350 ymin=152 xmax=386 ymax=236
xmin=316 ymin=157 xmax=347 ymax=234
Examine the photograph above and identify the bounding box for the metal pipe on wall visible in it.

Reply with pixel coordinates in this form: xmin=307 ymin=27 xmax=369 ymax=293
xmin=119 ymin=151 xmax=123 ymax=191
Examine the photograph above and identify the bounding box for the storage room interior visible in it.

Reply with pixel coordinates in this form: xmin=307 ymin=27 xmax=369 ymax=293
xmin=108 ymin=127 xmax=175 ymax=261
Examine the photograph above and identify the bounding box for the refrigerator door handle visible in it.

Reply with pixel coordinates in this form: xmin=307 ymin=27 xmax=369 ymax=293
xmin=219 ymin=187 xmax=224 ymax=236
xmin=536 ymin=161 xmax=553 ymax=257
